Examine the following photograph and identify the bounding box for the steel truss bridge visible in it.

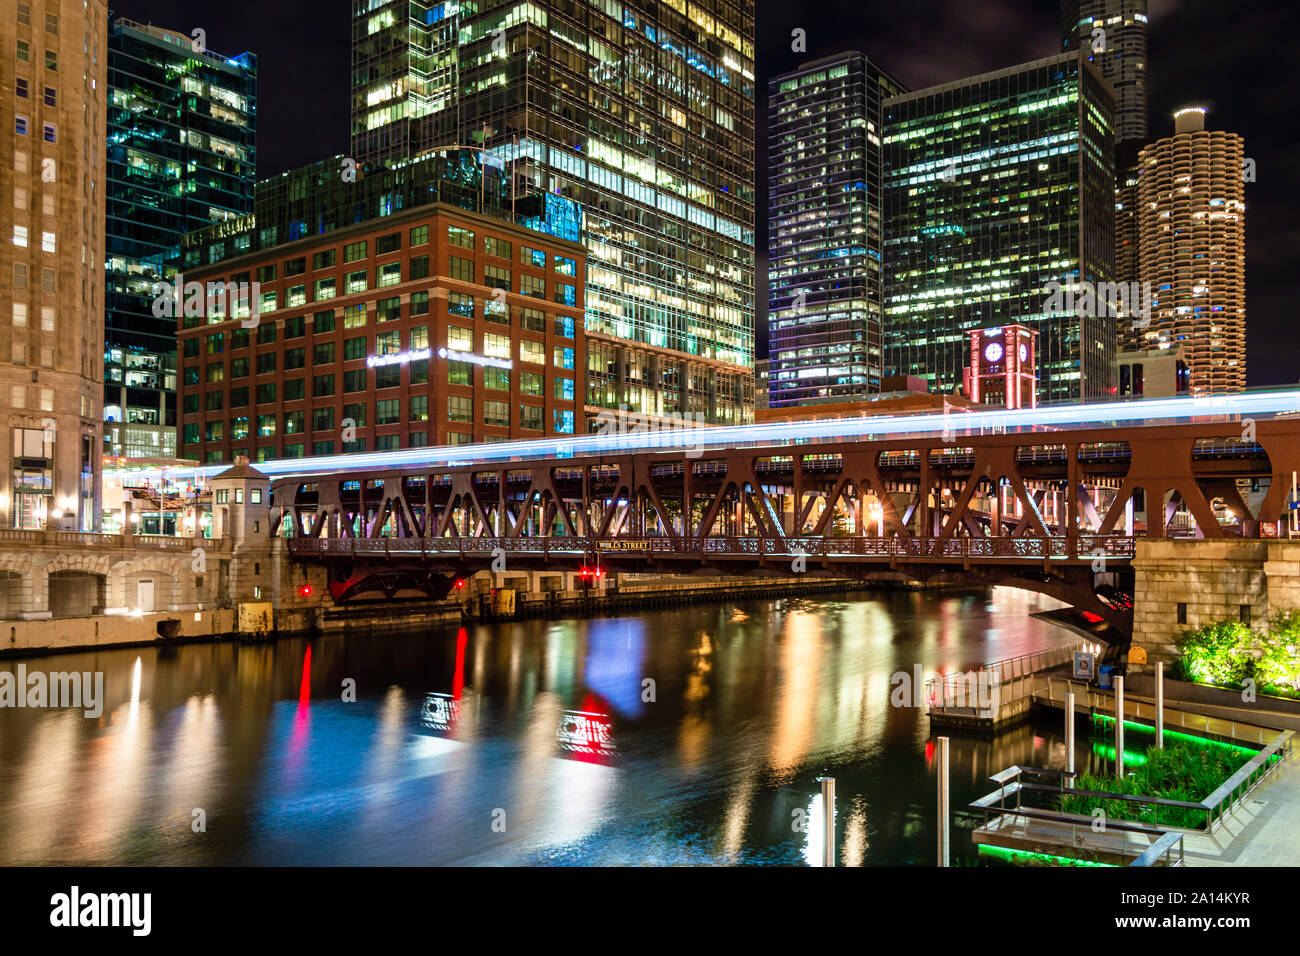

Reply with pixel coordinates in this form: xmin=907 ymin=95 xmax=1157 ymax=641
xmin=271 ymin=393 xmax=1300 ymax=639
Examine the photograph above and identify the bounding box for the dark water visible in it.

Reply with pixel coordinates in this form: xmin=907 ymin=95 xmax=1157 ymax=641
xmin=0 ymin=587 xmax=1106 ymax=866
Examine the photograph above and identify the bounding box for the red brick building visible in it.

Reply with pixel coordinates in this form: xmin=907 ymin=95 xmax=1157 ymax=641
xmin=177 ymin=203 xmax=585 ymax=464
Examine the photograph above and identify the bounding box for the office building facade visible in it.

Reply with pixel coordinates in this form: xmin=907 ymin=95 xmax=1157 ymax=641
xmin=178 ymin=202 xmax=586 ymax=464
xmin=767 ymin=53 xmax=904 ymax=407
xmin=105 ymin=19 xmax=256 ymax=461
xmin=1130 ymin=108 xmax=1246 ymax=394
xmin=883 ymin=53 xmax=1116 ymax=403
xmin=350 ymin=0 xmax=756 ymax=426
xmin=0 ymin=0 xmax=107 ymax=530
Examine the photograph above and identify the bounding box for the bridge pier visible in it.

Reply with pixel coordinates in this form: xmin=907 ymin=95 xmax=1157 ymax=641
xmin=1132 ymin=539 xmax=1300 ymax=665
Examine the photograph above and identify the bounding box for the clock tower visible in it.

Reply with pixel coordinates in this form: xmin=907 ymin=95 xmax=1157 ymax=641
xmin=964 ymin=325 xmax=1038 ymax=409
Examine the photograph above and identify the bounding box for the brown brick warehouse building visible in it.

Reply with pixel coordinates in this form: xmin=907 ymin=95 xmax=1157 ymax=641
xmin=176 ymin=203 xmax=586 ymax=464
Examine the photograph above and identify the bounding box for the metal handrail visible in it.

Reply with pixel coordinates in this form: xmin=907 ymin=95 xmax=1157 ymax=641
xmin=286 ymin=534 xmax=1136 ymax=561
xmin=969 ymin=792 xmax=1186 ymax=866
xmin=1129 ymin=830 xmax=1186 ymax=867
xmin=1203 ymin=730 xmax=1293 ymax=830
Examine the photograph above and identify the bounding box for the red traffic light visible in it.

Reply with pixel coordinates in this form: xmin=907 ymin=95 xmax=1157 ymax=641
xmin=298 ymin=585 xmax=312 ymax=597
xmin=454 ymin=578 xmax=466 ymax=590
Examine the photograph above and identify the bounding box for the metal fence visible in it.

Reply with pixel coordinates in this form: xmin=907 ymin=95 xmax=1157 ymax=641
xmin=287 ymin=535 xmax=1136 ymax=562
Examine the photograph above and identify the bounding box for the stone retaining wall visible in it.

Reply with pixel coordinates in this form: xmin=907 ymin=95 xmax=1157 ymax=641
xmin=1133 ymin=540 xmax=1300 ymax=662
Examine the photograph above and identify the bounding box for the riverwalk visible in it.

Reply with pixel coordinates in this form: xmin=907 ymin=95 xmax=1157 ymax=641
xmin=1183 ymin=757 xmax=1300 ymax=866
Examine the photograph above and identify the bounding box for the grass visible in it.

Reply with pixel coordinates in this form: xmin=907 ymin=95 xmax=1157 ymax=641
xmin=1058 ymin=740 xmax=1255 ymax=829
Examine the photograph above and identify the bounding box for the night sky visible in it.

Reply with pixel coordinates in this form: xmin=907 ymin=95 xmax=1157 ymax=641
xmin=114 ymin=0 xmax=1299 ymax=385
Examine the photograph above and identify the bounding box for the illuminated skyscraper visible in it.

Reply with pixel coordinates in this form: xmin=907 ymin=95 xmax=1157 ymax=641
xmin=0 ymin=0 xmax=108 ymax=529
xmin=104 ymin=19 xmax=257 ymax=460
xmin=883 ymin=52 xmax=1116 ymax=403
xmin=1131 ymin=107 xmax=1246 ymax=394
xmin=350 ymin=1 xmax=756 ymax=425
xmin=767 ymin=53 xmax=904 ymax=408
xmin=1061 ymin=0 xmax=1148 ymax=146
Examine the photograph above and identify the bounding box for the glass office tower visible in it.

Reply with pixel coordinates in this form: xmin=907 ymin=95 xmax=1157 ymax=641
xmin=350 ymin=0 xmax=756 ymax=425
xmin=767 ymin=53 xmax=904 ymax=408
xmin=1061 ymin=0 xmax=1147 ymax=146
xmin=104 ymin=18 xmax=256 ymax=459
xmin=884 ymin=52 xmax=1116 ymax=403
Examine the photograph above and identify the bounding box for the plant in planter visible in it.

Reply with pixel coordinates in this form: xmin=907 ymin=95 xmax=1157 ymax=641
xmin=1059 ymin=741 xmax=1254 ymax=829
xmin=1172 ymin=616 xmax=1300 ymax=696
xmin=1260 ymin=612 xmax=1300 ymax=693
xmin=1174 ymin=620 xmax=1254 ymax=686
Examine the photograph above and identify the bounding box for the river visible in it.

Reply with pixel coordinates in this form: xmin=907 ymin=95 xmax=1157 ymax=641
xmin=0 ymin=586 xmax=1101 ymax=865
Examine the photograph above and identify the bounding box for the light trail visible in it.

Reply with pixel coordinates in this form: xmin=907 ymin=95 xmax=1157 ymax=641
xmin=112 ymin=390 xmax=1300 ymax=485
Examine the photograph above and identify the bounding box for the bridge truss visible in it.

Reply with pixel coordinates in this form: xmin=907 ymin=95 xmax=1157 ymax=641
xmin=274 ymin=416 xmax=1300 ymax=638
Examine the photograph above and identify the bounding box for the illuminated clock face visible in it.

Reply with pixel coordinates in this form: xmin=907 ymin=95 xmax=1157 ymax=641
xmin=984 ymin=342 xmax=1004 ymax=364
xmin=1019 ymin=343 xmax=1029 ymax=363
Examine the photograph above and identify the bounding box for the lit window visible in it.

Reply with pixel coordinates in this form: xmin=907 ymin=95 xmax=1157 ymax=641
xmin=12 ymin=226 xmax=28 ymax=247
xmin=41 ymin=231 xmax=55 ymax=253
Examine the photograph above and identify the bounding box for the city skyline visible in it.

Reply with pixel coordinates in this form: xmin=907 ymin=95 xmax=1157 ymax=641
xmin=1 ymin=0 xmax=1300 ymax=887
xmin=108 ymin=0 xmax=1296 ymax=390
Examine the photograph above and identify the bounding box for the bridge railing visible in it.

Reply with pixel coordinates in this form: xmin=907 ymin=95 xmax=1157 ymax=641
xmin=287 ymin=534 xmax=1136 ymax=561
xmin=926 ymin=641 xmax=1083 ymax=708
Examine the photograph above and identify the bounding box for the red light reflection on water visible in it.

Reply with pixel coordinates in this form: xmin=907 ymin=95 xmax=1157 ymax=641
xmin=452 ymin=628 xmax=467 ymax=700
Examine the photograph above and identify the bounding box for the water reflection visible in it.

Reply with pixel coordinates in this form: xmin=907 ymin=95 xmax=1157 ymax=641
xmin=0 ymin=587 xmax=1106 ymax=865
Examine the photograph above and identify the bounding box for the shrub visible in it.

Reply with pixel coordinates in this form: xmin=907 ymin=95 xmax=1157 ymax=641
xmin=1174 ymin=620 xmax=1255 ymax=685
xmin=1172 ymin=616 xmax=1300 ymax=695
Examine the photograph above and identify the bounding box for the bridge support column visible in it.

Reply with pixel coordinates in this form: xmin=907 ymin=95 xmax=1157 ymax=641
xmin=1132 ymin=539 xmax=1268 ymax=662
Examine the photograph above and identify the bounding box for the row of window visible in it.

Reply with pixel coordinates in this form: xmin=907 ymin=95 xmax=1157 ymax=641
xmin=14 ymin=41 xmax=59 ymax=71
xmin=14 ymin=79 xmax=56 ymax=105
xmin=246 ymin=225 xmax=577 ymax=283
xmin=184 ymin=307 xmax=576 ymax=356
xmin=197 ymin=430 xmax=503 ymax=463
xmin=202 ymin=257 xmax=578 ymax=313
xmin=15 ymin=5 xmax=60 ymax=34
xmin=185 ymin=404 xmax=575 ymax=444
xmin=11 ymin=226 xmax=55 ymax=251
xmin=185 ymin=367 xmax=577 ymax=411
xmin=182 ymin=284 xmax=581 ymax=333
xmin=12 ymin=115 xmax=56 ymax=141
xmin=183 ymin=340 xmax=576 ymax=384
